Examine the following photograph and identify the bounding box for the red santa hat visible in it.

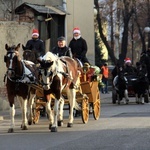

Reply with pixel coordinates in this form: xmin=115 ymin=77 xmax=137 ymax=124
xmin=73 ymin=27 xmax=81 ymax=34
xmin=32 ymin=29 xmax=39 ymax=37
xmin=124 ymin=57 xmax=131 ymax=64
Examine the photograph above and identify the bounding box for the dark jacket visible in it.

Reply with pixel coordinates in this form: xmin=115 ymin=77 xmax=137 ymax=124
xmin=51 ymin=46 xmax=72 ymax=57
xmin=26 ymin=39 xmax=45 ymax=58
xmin=124 ymin=65 xmax=136 ymax=75
xmin=69 ymin=37 xmax=89 ymax=64
xmin=111 ymin=66 xmax=118 ymax=80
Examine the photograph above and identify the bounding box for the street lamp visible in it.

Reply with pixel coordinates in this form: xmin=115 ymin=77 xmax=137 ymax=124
xmin=144 ymin=26 xmax=150 ymax=50
xmin=144 ymin=27 xmax=150 ymax=33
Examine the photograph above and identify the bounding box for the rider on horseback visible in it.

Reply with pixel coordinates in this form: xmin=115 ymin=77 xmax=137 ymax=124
xmin=25 ymin=29 xmax=45 ymax=61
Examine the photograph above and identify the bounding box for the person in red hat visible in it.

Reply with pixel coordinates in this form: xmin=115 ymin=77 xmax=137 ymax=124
xmin=25 ymin=29 xmax=45 ymax=116
xmin=69 ymin=27 xmax=90 ymax=64
xmin=25 ymin=29 xmax=45 ymax=62
xmin=124 ymin=57 xmax=136 ymax=75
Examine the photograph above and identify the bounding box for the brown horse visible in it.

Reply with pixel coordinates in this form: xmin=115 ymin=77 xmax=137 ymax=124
xmin=38 ymin=52 xmax=80 ymax=132
xmin=22 ymin=45 xmax=37 ymax=64
xmin=4 ymin=43 xmax=36 ymax=133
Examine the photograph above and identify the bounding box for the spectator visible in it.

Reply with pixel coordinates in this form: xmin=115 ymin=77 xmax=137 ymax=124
xmin=26 ymin=29 xmax=45 ymax=61
xmin=101 ymin=63 xmax=109 ymax=94
xmin=51 ymin=36 xmax=72 ymax=57
xmin=69 ymin=27 xmax=90 ymax=64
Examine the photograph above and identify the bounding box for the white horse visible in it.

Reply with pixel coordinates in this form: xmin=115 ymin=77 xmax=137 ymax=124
xmin=38 ymin=52 xmax=80 ymax=132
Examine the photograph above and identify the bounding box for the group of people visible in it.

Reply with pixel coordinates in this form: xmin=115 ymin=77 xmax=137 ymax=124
xmin=25 ymin=27 xmax=90 ymax=117
xmin=25 ymin=27 xmax=90 ymax=65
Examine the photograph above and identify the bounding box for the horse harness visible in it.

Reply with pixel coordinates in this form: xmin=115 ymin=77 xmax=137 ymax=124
xmin=4 ymin=50 xmax=36 ymax=84
xmin=40 ymin=58 xmax=74 ymax=90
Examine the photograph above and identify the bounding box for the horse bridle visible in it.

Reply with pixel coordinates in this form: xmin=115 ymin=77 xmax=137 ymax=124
xmin=40 ymin=59 xmax=71 ymax=88
xmin=4 ymin=50 xmax=25 ymax=82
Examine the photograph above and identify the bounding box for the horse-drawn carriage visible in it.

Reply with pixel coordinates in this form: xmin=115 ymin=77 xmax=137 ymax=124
xmin=32 ymin=64 xmax=101 ymax=124
xmin=112 ymin=67 xmax=149 ymax=104
xmin=4 ymin=44 xmax=101 ymax=132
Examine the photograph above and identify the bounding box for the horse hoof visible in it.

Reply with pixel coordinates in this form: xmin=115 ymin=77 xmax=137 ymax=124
xmin=51 ymin=127 xmax=57 ymax=132
xmin=136 ymin=101 xmax=139 ymax=104
xmin=8 ymin=128 xmax=14 ymax=133
xmin=58 ymin=120 xmax=63 ymax=126
xmin=141 ymin=101 xmax=145 ymax=105
xmin=67 ymin=123 xmax=73 ymax=128
xmin=22 ymin=125 xmax=28 ymax=130
xmin=49 ymin=124 xmax=52 ymax=130
xmin=28 ymin=120 xmax=32 ymax=125
xmin=126 ymin=101 xmax=129 ymax=105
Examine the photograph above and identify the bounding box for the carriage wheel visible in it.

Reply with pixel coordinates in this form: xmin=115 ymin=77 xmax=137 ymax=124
xmin=112 ymin=89 xmax=117 ymax=104
xmin=93 ymin=90 xmax=101 ymax=120
xmin=144 ymin=94 xmax=149 ymax=103
xmin=33 ymin=109 xmax=40 ymax=124
xmin=32 ymin=100 xmax=41 ymax=124
xmin=81 ymin=98 xmax=89 ymax=124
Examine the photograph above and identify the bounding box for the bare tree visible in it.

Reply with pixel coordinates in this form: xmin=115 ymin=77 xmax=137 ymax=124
xmin=94 ymin=0 xmax=136 ymax=64
xmin=94 ymin=0 xmax=117 ymax=64
xmin=0 ymin=0 xmax=21 ymax=20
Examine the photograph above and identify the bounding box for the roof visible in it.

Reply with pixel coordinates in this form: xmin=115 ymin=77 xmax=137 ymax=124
xmin=15 ymin=2 xmax=68 ymax=15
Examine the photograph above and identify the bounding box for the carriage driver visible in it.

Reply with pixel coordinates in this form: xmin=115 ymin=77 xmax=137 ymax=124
xmin=51 ymin=36 xmax=72 ymax=57
xmin=26 ymin=29 xmax=45 ymax=62
xmin=69 ymin=27 xmax=90 ymax=65
xmin=124 ymin=58 xmax=136 ymax=75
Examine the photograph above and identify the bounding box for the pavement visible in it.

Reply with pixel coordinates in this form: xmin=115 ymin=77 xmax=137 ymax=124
xmin=0 ymin=91 xmax=112 ymax=121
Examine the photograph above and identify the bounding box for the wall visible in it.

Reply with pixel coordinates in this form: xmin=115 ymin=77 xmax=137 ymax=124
xmin=20 ymin=0 xmax=45 ymax=5
xmin=45 ymin=0 xmax=62 ymax=6
xmin=0 ymin=21 xmax=34 ymax=110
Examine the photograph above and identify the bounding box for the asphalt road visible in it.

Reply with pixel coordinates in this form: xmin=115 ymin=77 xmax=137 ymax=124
xmin=1 ymin=92 xmax=150 ymax=150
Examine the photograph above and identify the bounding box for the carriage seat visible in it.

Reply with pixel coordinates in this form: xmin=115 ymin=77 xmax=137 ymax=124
xmin=80 ymin=65 xmax=100 ymax=82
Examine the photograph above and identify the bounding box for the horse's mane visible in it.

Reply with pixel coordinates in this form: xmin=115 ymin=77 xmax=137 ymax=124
xmin=43 ymin=52 xmax=59 ymax=61
xmin=42 ymin=52 xmax=65 ymax=73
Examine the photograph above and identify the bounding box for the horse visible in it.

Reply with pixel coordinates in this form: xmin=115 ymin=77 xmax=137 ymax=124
xmin=22 ymin=45 xmax=38 ymax=64
xmin=38 ymin=52 xmax=80 ymax=132
xmin=133 ymin=62 xmax=149 ymax=104
xmin=4 ymin=43 xmax=37 ymax=132
xmin=113 ymin=66 xmax=129 ymax=104
xmin=22 ymin=47 xmax=82 ymax=119
xmin=140 ymin=51 xmax=150 ymax=83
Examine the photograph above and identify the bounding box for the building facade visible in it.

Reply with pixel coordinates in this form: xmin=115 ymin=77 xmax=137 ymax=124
xmin=0 ymin=0 xmax=95 ymax=102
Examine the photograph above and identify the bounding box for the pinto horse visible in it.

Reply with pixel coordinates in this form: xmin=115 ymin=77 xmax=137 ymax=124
xmin=38 ymin=52 xmax=80 ymax=132
xmin=113 ymin=66 xmax=129 ymax=104
xmin=4 ymin=43 xmax=36 ymax=132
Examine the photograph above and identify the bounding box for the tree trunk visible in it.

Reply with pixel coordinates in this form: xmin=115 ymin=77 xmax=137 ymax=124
xmin=94 ymin=0 xmax=117 ymax=64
